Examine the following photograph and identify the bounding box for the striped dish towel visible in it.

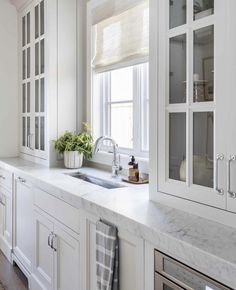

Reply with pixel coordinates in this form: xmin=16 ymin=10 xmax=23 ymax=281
xmin=96 ymin=220 xmax=119 ymax=290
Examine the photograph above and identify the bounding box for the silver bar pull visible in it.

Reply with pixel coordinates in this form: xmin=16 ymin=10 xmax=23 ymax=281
xmin=17 ymin=177 xmax=26 ymax=183
xmin=0 ymin=175 xmax=6 ymax=180
xmin=228 ymin=155 xmax=236 ymax=199
xmin=215 ymin=154 xmax=224 ymax=195
xmin=51 ymin=234 xmax=57 ymax=252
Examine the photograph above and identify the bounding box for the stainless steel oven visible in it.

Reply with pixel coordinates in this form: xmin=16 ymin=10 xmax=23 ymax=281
xmin=154 ymin=250 xmax=232 ymax=290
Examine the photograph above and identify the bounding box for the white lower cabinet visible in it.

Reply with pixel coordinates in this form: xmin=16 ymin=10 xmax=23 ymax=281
xmin=0 ymin=186 xmax=12 ymax=261
xmin=13 ymin=176 xmax=34 ymax=276
xmin=32 ymin=208 xmax=80 ymax=290
xmin=81 ymin=212 xmax=145 ymax=290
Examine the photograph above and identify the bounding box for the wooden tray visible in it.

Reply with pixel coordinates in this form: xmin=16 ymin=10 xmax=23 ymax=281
xmin=122 ymin=177 xmax=149 ymax=185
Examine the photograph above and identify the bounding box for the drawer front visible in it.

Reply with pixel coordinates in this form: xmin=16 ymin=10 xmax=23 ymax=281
xmin=155 ymin=250 xmax=232 ymax=290
xmin=34 ymin=187 xmax=80 ymax=234
xmin=155 ymin=273 xmax=184 ymax=290
xmin=0 ymin=169 xmax=12 ymax=191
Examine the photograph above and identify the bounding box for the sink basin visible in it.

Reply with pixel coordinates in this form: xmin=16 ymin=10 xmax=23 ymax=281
xmin=68 ymin=172 xmax=126 ymax=189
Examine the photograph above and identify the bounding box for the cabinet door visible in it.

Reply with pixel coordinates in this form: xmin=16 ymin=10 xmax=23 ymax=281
xmin=119 ymin=229 xmax=144 ymax=290
xmin=225 ymin=0 xmax=236 ymax=213
xmin=82 ymin=214 xmax=144 ymax=290
xmin=53 ymin=225 xmax=80 ymax=290
xmin=32 ymin=210 xmax=54 ymax=290
xmin=0 ymin=187 xmax=12 ymax=260
xmin=20 ymin=0 xmax=47 ymax=160
xmin=158 ymin=0 xmax=227 ymax=209
xmin=13 ymin=176 xmax=34 ymax=273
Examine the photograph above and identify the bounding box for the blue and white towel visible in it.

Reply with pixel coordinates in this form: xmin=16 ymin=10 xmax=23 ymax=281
xmin=96 ymin=220 xmax=119 ymax=290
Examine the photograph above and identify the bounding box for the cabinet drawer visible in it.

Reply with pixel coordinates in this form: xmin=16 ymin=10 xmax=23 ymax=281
xmin=34 ymin=187 xmax=80 ymax=234
xmin=0 ymin=169 xmax=12 ymax=191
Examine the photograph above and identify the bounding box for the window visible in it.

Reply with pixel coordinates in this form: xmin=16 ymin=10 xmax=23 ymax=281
xmin=89 ymin=0 xmax=149 ymax=158
xmin=93 ymin=63 xmax=149 ymax=156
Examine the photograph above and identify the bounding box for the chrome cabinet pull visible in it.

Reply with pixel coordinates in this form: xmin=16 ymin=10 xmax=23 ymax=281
xmin=17 ymin=177 xmax=26 ymax=183
xmin=0 ymin=175 xmax=6 ymax=180
xmin=51 ymin=234 xmax=57 ymax=252
xmin=228 ymin=155 xmax=236 ymax=199
xmin=215 ymin=154 xmax=224 ymax=195
xmin=48 ymin=233 xmax=53 ymax=248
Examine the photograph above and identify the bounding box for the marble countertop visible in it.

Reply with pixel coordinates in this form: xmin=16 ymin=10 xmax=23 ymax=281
xmin=0 ymin=157 xmax=235 ymax=288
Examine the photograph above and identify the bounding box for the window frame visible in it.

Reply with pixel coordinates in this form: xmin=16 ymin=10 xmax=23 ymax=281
xmin=96 ymin=63 xmax=149 ymax=158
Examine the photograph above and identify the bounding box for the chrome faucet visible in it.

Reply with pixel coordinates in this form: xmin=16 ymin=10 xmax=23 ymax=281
xmin=94 ymin=136 xmax=122 ymax=178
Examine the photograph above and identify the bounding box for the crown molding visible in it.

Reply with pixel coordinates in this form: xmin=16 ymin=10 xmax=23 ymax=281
xmin=10 ymin=0 xmax=31 ymax=10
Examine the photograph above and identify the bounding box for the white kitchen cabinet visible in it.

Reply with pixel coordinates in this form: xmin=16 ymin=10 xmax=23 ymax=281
xmin=0 ymin=187 xmax=13 ymax=262
xmin=13 ymin=175 xmax=34 ymax=276
xmin=32 ymin=208 xmax=80 ymax=290
xmin=0 ymin=169 xmax=13 ymax=262
xmin=19 ymin=0 xmax=78 ymax=166
xmin=149 ymin=0 xmax=236 ymax=221
xmin=81 ymin=212 xmax=145 ymax=290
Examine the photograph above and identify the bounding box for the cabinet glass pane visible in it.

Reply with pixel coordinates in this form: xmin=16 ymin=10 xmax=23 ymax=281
xmin=35 ymin=117 xmax=39 ymax=150
xmin=27 ymin=83 xmax=30 ymax=113
xmin=27 ymin=47 xmax=30 ymax=79
xmin=22 ymin=84 xmax=26 ymax=113
xmin=193 ymin=25 xmax=214 ymax=102
xmin=35 ymin=80 xmax=39 ymax=112
xmin=22 ymin=16 xmax=26 ymax=47
xmin=40 ymin=117 xmax=45 ymax=151
xmin=40 ymin=39 xmax=45 ymax=74
xmin=35 ymin=42 xmax=39 ymax=76
xmin=193 ymin=112 xmax=214 ymax=188
xmin=27 ymin=12 xmax=30 ymax=44
xmin=194 ymin=0 xmax=214 ymax=20
xmin=169 ymin=113 xmax=186 ymax=181
xmin=164 ymin=285 xmax=174 ymax=290
xmin=27 ymin=117 xmax=30 ymax=147
xmin=35 ymin=5 xmax=39 ymax=39
xmin=27 ymin=82 xmax=30 ymax=113
xmin=40 ymin=1 xmax=45 ymax=36
xmin=22 ymin=50 xmax=26 ymax=80
xmin=169 ymin=0 xmax=186 ymax=29
xmin=22 ymin=117 xmax=26 ymax=146
xmin=169 ymin=34 xmax=186 ymax=104
xmin=40 ymin=78 xmax=45 ymax=112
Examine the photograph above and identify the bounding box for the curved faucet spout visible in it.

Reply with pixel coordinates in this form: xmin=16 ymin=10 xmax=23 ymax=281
xmin=93 ymin=136 xmax=122 ymax=178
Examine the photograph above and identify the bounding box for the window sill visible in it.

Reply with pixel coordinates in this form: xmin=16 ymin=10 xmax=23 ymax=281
xmin=89 ymin=151 xmax=149 ymax=174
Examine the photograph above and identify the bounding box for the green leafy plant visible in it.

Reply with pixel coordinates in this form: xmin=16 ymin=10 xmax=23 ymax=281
xmin=53 ymin=123 xmax=93 ymax=159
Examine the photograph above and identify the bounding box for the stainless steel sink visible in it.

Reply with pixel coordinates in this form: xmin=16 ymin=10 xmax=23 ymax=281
xmin=68 ymin=172 xmax=126 ymax=189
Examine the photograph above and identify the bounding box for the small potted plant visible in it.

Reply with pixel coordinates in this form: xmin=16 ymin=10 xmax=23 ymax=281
xmin=54 ymin=123 xmax=93 ymax=169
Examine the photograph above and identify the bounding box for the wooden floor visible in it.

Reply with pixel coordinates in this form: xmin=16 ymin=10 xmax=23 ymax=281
xmin=0 ymin=251 xmax=28 ymax=290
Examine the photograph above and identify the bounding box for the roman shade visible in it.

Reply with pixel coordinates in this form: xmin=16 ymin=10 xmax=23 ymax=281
xmin=92 ymin=0 xmax=149 ymax=71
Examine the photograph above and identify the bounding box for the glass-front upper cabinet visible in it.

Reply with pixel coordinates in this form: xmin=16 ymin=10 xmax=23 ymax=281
xmin=158 ymin=0 xmax=227 ymax=209
xmin=20 ymin=0 xmax=46 ymax=159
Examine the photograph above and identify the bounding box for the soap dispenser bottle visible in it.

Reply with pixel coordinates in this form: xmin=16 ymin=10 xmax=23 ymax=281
xmin=128 ymin=156 xmax=139 ymax=182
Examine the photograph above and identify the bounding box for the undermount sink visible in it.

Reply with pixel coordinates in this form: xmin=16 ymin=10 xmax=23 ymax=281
xmin=68 ymin=172 xmax=126 ymax=189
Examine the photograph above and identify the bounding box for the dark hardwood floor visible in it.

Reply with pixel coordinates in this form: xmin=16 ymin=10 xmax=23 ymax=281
xmin=0 ymin=251 xmax=28 ymax=290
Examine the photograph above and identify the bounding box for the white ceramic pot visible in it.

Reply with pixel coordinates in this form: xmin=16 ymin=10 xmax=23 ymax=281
xmin=64 ymin=151 xmax=83 ymax=169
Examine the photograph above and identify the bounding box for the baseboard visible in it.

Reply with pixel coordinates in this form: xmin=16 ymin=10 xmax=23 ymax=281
xmin=0 ymin=237 xmax=12 ymax=263
xmin=31 ymin=274 xmax=47 ymax=290
xmin=12 ymin=253 xmax=31 ymax=289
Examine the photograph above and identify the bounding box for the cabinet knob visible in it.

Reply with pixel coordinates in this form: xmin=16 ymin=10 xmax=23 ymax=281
xmin=0 ymin=175 xmax=6 ymax=180
xmin=17 ymin=177 xmax=26 ymax=183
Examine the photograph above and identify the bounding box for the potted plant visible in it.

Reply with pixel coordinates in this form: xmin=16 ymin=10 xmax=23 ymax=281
xmin=54 ymin=123 xmax=93 ymax=169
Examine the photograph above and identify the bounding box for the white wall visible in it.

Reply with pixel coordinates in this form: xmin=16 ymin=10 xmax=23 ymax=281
xmin=0 ymin=0 xmax=18 ymax=157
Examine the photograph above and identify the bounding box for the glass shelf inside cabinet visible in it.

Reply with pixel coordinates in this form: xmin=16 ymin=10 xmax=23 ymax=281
xmin=169 ymin=0 xmax=186 ymax=29
xmin=194 ymin=0 xmax=214 ymax=21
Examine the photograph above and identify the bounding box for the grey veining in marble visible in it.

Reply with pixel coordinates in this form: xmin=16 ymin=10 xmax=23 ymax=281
xmin=0 ymin=157 xmax=236 ymax=288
